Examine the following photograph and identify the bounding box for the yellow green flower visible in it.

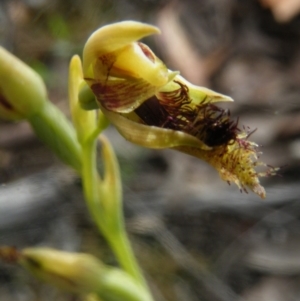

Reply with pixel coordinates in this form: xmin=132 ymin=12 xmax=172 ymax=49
xmin=82 ymin=21 xmax=277 ymax=198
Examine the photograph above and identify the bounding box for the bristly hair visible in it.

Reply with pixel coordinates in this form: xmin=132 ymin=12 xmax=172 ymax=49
xmin=135 ymin=80 xmax=240 ymax=147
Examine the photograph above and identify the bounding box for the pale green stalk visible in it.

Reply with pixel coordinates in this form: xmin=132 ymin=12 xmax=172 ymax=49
xmin=80 ymin=130 xmax=150 ymax=292
xmin=99 ymin=135 xmax=149 ymax=290
xmin=29 ymin=101 xmax=82 ymax=172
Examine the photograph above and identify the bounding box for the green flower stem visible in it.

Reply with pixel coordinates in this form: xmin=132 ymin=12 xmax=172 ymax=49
xmin=81 ymin=132 xmax=152 ymax=298
xmin=98 ymin=267 xmax=153 ymax=301
xmin=28 ymin=101 xmax=82 ymax=172
xmin=81 ymin=138 xmax=102 ymax=224
xmin=107 ymin=224 xmax=150 ymax=291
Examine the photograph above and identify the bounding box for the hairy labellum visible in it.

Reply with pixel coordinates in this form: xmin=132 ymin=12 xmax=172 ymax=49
xmin=135 ymin=81 xmax=239 ymax=147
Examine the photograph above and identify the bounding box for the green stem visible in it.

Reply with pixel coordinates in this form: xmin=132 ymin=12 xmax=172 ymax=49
xmin=97 ymin=267 xmax=153 ymax=301
xmin=29 ymin=101 xmax=82 ymax=172
xmin=81 ymin=139 xmax=102 ymax=223
xmin=81 ymin=135 xmax=151 ymax=295
xmin=107 ymin=224 xmax=150 ymax=291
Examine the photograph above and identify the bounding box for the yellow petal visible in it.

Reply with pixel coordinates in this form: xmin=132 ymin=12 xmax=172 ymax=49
xmin=83 ymin=21 xmax=160 ymax=61
xmin=98 ymin=43 xmax=170 ymax=86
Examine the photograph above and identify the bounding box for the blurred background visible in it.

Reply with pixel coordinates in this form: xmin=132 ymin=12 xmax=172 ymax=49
xmin=1 ymin=0 xmax=300 ymax=300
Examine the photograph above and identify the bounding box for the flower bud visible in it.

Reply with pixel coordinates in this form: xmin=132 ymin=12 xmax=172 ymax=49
xmin=0 ymin=47 xmax=47 ymax=120
xmin=20 ymin=248 xmax=151 ymax=301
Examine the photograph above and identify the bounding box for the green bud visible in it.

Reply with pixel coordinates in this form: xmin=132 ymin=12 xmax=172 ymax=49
xmin=20 ymin=248 xmax=152 ymax=301
xmin=0 ymin=47 xmax=81 ymax=171
xmin=0 ymin=47 xmax=47 ymax=120
xmin=20 ymin=248 xmax=105 ymax=294
xmin=28 ymin=101 xmax=82 ymax=172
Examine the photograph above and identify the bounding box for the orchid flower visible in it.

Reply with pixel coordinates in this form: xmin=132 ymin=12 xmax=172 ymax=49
xmin=82 ymin=21 xmax=277 ymax=198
